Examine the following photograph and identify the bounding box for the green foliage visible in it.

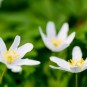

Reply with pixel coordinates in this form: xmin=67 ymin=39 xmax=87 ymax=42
xmin=0 ymin=0 xmax=87 ymax=87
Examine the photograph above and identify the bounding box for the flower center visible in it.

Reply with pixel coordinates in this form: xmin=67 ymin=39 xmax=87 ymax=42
xmin=3 ymin=49 xmax=19 ymax=64
xmin=52 ymin=38 xmax=62 ymax=47
xmin=68 ymin=58 xmax=84 ymax=68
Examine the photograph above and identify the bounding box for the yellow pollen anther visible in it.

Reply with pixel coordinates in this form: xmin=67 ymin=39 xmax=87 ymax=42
xmin=52 ymin=38 xmax=62 ymax=47
xmin=3 ymin=49 xmax=19 ymax=64
xmin=68 ymin=58 xmax=84 ymax=67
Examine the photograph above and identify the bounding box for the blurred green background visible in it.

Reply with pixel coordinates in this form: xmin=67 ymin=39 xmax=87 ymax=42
xmin=0 ymin=0 xmax=87 ymax=87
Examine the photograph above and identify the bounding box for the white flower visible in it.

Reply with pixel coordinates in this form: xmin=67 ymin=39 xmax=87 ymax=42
xmin=39 ymin=21 xmax=75 ymax=52
xmin=50 ymin=46 xmax=87 ymax=73
xmin=0 ymin=35 xmax=40 ymax=72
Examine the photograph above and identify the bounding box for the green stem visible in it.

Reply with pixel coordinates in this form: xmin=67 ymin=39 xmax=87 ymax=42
xmin=76 ymin=73 xmax=78 ymax=87
xmin=0 ymin=67 xmax=7 ymax=84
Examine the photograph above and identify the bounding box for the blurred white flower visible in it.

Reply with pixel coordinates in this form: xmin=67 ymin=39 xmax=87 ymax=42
xmin=39 ymin=21 xmax=75 ymax=52
xmin=0 ymin=35 xmax=40 ymax=72
xmin=50 ymin=46 xmax=87 ymax=73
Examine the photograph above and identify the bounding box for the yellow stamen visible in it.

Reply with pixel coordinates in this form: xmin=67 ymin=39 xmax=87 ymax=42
xmin=52 ymin=38 xmax=62 ymax=47
xmin=68 ymin=58 xmax=84 ymax=67
xmin=3 ymin=49 xmax=19 ymax=64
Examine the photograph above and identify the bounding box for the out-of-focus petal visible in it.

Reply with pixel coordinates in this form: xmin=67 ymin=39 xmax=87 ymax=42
xmin=65 ymin=32 xmax=75 ymax=45
xmin=50 ymin=65 xmax=71 ymax=72
xmin=55 ymin=43 xmax=69 ymax=52
xmin=17 ymin=59 xmax=40 ymax=66
xmin=6 ymin=64 xmax=22 ymax=72
xmin=39 ymin=27 xmax=55 ymax=51
xmin=17 ymin=43 xmax=33 ymax=59
xmin=46 ymin=21 xmax=56 ymax=38
xmin=57 ymin=23 xmax=69 ymax=40
xmin=10 ymin=35 xmax=20 ymax=50
xmin=72 ymin=46 xmax=82 ymax=60
xmin=70 ymin=66 xmax=81 ymax=73
xmin=0 ymin=37 xmax=7 ymax=53
xmin=39 ymin=27 xmax=47 ymax=42
xmin=0 ymin=54 xmax=4 ymax=63
xmin=11 ymin=66 xmax=22 ymax=72
xmin=50 ymin=56 xmax=70 ymax=70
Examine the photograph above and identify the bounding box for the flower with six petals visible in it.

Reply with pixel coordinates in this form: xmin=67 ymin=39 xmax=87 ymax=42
xmin=0 ymin=35 xmax=40 ymax=72
xmin=50 ymin=46 xmax=87 ymax=73
xmin=39 ymin=21 xmax=75 ymax=52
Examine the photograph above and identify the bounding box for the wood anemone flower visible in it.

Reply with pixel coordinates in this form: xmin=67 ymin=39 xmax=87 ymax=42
xmin=50 ymin=46 xmax=87 ymax=73
xmin=39 ymin=21 xmax=75 ymax=52
xmin=0 ymin=35 xmax=40 ymax=72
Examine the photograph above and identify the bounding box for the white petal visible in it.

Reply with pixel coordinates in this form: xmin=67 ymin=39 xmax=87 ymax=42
xmin=0 ymin=37 xmax=7 ymax=53
xmin=17 ymin=59 xmax=40 ymax=66
xmin=46 ymin=21 xmax=56 ymax=38
xmin=17 ymin=43 xmax=33 ymax=59
xmin=39 ymin=27 xmax=47 ymax=43
xmin=65 ymin=32 xmax=75 ymax=45
xmin=39 ymin=27 xmax=55 ymax=51
xmin=44 ymin=39 xmax=57 ymax=52
xmin=0 ymin=58 xmax=3 ymax=62
xmin=6 ymin=64 xmax=22 ymax=72
xmin=50 ymin=65 xmax=60 ymax=69
xmin=10 ymin=35 xmax=20 ymax=50
xmin=72 ymin=46 xmax=82 ymax=60
xmin=11 ymin=66 xmax=22 ymax=72
xmin=70 ymin=66 xmax=81 ymax=73
xmin=39 ymin=26 xmax=69 ymax=52
xmin=0 ymin=54 xmax=4 ymax=63
xmin=57 ymin=23 xmax=69 ymax=40
xmin=50 ymin=56 xmax=70 ymax=70
xmin=50 ymin=65 xmax=72 ymax=72
xmin=55 ymin=43 xmax=69 ymax=52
